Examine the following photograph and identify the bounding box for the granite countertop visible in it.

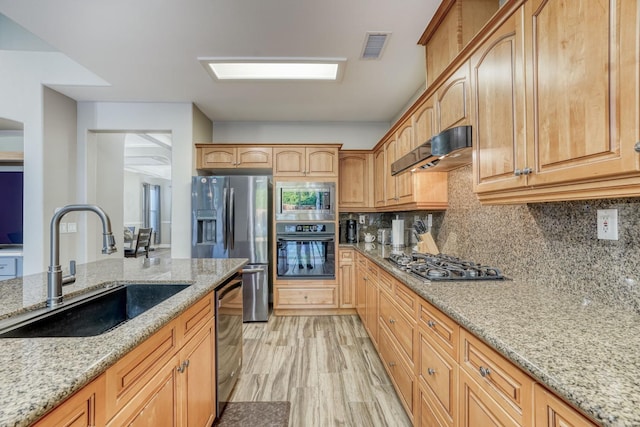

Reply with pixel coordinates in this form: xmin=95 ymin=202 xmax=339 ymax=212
xmin=0 ymin=257 xmax=247 ymax=427
xmin=347 ymin=243 xmax=640 ymax=427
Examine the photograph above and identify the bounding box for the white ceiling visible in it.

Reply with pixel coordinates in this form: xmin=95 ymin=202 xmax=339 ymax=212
xmin=0 ymin=0 xmax=440 ymax=123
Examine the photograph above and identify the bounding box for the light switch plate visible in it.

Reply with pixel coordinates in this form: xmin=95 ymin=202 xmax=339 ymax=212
xmin=597 ymin=209 xmax=618 ymax=240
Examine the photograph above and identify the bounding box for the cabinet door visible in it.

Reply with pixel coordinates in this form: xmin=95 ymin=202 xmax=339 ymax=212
xmin=418 ymin=331 xmax=457 ymax=427
xmin=181 ymin=320 xmax=216 ymax=427
xmin=339 ymin=152 xmax=372 ymax=209
xmin=236 ymin=147 xmax=272 ymax=168
xmin=198 ymin=146 xmax=236 ymax=169
xmin=396 ymin=123 xmax=414 ymax=205
xmin=524 ymin=0 xmax=640 ymax=186
xmin=365 ymin=274 xmax=378 ymax=347
xmin=385 ymin=138 xmax=398 ymax=205
xmin=413 ymin=95 xmax=436 ymax=149
xmin=373 ymin=148 xmax=386 ymax=207
xmin=472 ymin=8 xmax=528 ymax=194
xmin=437 ymin=61 xmax=470 ymax=132
xmin=459 ymin=369 xmax=518 ymax=427
xmin=273 ymin=147 xmax=306 ymax=176
xmin=338 ymin=250 xmax=355 ymax=308
xmin=306 ymin=147 xmax=339 ymax=176
xmin=33 ymin=375 xmax=106 ymax=427
xmin=534 ymin=384 xmax=596 ymax=427
xmin=355 ymin=266 xmax=367 ymax=321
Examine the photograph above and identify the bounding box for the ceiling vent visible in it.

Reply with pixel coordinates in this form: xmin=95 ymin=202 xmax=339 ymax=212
xmin=361 ymin=32 xmax=391 ymax=60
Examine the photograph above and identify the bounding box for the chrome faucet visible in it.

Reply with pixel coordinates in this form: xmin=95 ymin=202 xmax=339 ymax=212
xmin=47 ymin=204 xmax=117 ymax=307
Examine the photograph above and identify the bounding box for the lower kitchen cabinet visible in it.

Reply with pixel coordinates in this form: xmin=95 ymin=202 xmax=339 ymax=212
xmin=459 ymin=368 xmax=519 ymax=427
xmin=338 ymin=249 xmax=355 ymax=308
xmin=32 ymin=374 xmax=106 ymax=427
xmin=274 ymin=286 xmax=338 ymax=309
xmin=534 ymin=385 xmax=596 ymax=427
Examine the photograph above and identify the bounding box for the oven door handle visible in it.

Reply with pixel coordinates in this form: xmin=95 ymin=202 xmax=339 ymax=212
xmin=277 ymin=236 xmax=334 ymax=242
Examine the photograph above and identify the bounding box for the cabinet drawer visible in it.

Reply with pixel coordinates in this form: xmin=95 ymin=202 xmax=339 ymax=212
xmin=275 ymin=286 xmax=337 ymax=308
xmin=339 ymin=249 xmax=354 ymax=262
xmin=394 ymin=282 xmax=418 ymax=317
xmin=178 ymin=291 xmax=214 ymax=344
xmin=356 ymin=253 xmax=367 ymax=268
xmin=378 ymin=324 xmax=415 ymax=418
xmin=0 ymin=257 xmax=17 ymax=276
xmin=418 ymin=385 xmax=449 ymax=427
xmin=105 ymin=320 xmax=179 ymax=417
xmin=378 ymin=268 xmax=395 ymax=295
xmin=419 ymin=299 xmax=459 ymax=360
xmin=418 ymin=331 xmax=457 ymax=427
xmin=459 ymin=368 xmax=519 ymax=427
xmin=460 ymin=330 xmax=533 ymax=425
xmin=534 ymin=384 xmax=596 ymax=427
xmin=379 ymin=291 xmax=416 ymax=365
xmin=366 ymin=262 xmax=379 ymax=281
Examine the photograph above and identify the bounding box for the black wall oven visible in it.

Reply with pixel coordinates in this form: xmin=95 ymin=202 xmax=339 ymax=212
xmin=276 ymin=222 xmax=335 ymax=279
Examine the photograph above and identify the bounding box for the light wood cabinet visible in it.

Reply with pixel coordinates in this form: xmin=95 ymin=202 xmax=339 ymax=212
xmin=384 ymin=137 xmax=399 ymax=205
xmin=474 ymin=0 xmax=640 ymax=204
xmin=373 ymin=147 xmax=386 ymax=208
xmin=273 ymin=146 xmax=339 ymax=177
xmin=459 ymin=368 xmax=519 ymax=427
xmin=196 ymin=145 xmax=272 ymax=169
xmin=379 ymin=291 xmax=416 ymax=367
xmin=355 ymin=254 xmax=367 ymax=321
xmin=436 ymin=60 xmax=471 ymax=132
xmin=338 ymin=151 xmax=373 ymax=210
xmin=365 ymin=267 xmax=379 ymax=348
xmin=338 ymin=249 xmax=355 ymax=308
xmin=274 ymin=286 xmax=338 ymax=308
xmin=32 ymin=375 xmax=106 ymax=427
xmin=534 ymin=384 xmax=596 ymax=427
xmin=413 ymin=94 xmax=437 ymax=149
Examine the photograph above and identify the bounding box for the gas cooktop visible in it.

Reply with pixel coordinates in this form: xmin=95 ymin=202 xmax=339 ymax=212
xmin=386 ymin=252 xmax=505 ymax=281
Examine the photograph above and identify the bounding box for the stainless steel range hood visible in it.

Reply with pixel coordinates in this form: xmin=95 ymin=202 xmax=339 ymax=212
xmin=391 ymin=125 xmax=472 ymax=175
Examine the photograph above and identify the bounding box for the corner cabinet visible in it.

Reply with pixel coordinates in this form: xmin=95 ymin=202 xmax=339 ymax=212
xmin=273 ymin=145 xmax=339 ymax=177
xmin=338 ymin=151 xmax=374 ymax=211
xmin=196 ymin=144 xmax=272 ymax=169
xmin=473 ymin=0 xmax=640 ymax=204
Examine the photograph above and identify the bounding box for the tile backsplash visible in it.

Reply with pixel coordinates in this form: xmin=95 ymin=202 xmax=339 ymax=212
xmin=342 ymin=165 xmax=640 ymax=312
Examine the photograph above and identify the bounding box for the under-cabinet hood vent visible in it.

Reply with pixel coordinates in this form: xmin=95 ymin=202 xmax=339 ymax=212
xmin=391 ymin=125 xmax=472 ymax=175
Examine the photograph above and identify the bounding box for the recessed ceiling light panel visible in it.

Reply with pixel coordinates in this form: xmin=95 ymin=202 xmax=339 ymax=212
xmin=199 ymin=57 xmax=346 ymax=82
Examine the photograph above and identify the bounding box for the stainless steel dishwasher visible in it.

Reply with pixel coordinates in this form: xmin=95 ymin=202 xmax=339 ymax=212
xmin=215 ymin=273 xmax=243 ymax=417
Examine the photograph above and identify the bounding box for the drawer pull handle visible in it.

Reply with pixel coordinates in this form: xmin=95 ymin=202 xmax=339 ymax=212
xmin=427 ymin=320 xmax=436 ymax=328
xmin=388 ymin=361 xmax=396 ymax=367
xmin=479 ymin=366 xmax=491 ymax=377
xmin=427 ymin=368 xmax=436 ymax=376
xmin=177 ymin=359 xmax=190 ymax=373
xmin=389 ymin=318 xmax=396 ymax=324
xmin=634 ymin=142 xmax=640 ymax=153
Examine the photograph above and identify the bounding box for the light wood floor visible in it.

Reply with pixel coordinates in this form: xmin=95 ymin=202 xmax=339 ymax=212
xmin=230 ymin=315 xmax=412 ymax=427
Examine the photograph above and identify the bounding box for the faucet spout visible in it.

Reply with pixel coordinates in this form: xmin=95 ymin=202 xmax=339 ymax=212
xmin=47 ymin=204 xmax=117 ymax=307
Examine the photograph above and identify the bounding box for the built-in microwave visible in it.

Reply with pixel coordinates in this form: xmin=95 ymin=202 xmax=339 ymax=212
xmin=275 ymin=181 xmax=336 ymax=221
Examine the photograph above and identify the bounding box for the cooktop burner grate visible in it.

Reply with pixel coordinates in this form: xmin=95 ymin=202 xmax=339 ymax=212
xmin=386 ymin=252 xmax=505 ymax=281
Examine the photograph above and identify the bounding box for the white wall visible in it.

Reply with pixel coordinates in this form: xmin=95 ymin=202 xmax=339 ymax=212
xmin=0 ymin=50 xmax=106 ymax=274
xmin=0 ymin=131 xmax=24 ymax=151
xmin=211 ymin=121 xmax=389 ymax=149
xmin=77 ymin=102 xmax=194 ymax=260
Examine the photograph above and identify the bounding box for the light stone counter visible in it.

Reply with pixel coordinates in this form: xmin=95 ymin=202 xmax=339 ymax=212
xmin=346 ymin=243 xmax=639 ymax=427
xmin=0 ymin=257 xmax=247 ymax=427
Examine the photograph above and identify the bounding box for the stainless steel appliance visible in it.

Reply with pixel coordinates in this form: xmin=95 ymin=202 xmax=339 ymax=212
xmin=346 ymin=219 xmax=357 ymax=243
xmin=276 ymin=222 xmax=336 ymax=279
xmin=386 ymin=252 xmax=505 ymax=281
xmin=214 ymin=274 xmax=243 ymax=417
xmin=191 ymin=175 xmax=271 ymax=322
xmin=378 ymin=228 xmax=391 ymax=245
xmin=275 ymin=181 xmax=336 ymax=221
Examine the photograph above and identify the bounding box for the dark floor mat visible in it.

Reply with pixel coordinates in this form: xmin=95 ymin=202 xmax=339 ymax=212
xmin=215 ymin=401 xmax=291 ymax=427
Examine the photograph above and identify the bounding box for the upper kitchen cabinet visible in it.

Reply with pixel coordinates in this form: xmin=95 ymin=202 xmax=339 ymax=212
xmin=419 ymin=0 xmax=499 ymax=88
xmin=436 ymin=60 xmax=471 ymax=132
xmin=273 ymin=145 xmax=339 ymax=177
xmin=474 ymin=0 xmax=640 ymax=203
xmin=339 ymin=151 xmax=374 ymax=211
xmin=196 ymin=144 xmax=272 ymax=170
xmin=412 ymin=94 xmax=436 ymax=149
xmin=373 ymin=147 xmax=386 ymax=208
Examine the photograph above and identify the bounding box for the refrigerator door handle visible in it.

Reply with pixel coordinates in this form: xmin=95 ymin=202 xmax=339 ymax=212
xmin=223 ymin=187 xmax=228 ymax=250
xmin=230 ymin=187 xmax=235 ymax=250
xmin=241 ymin=267 xmax=264 ymax=274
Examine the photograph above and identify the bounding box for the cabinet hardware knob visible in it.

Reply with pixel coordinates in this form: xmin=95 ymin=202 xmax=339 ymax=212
xmin=389 ymin=318 xmax=396 ymax=324
xmin=479 ymin=366 xmax=491 ymax=377
xmin=427 ymin=368 xmax=436 ymax=375
xmin=304 ymin=295 xmax=308 ymax=299
xmin=389 ymin=361 xmax=396 ymax=367
xmin=514 ymin=169 xmax=522 ymax=176
xmin=522 ymin=167 xmax=532 ymax=175
xmin=427 ymin=320 xmax=436 ymax=328
xmin=184 ymin=359 xmax=190 ymax=369
xmin=635 ymin=142 xmax=640 ymax=153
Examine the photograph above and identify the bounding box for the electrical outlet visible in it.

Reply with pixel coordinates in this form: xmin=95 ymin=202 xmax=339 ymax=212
xmin=60 ymin=222 xmax=68 ymax=233
xmin=68 ymin=222 xmax=77 ymax=233
xmin=359 ymin=215 xmax=366 ymax=224
xmin=597 ymin=209 xmax=618 ymax=240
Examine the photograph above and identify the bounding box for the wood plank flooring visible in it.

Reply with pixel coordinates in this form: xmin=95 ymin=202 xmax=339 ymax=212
xmin=230 ymin=315 xmax=412 ymax=427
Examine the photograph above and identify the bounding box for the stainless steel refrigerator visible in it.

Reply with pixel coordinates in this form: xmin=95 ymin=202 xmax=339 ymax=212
xmin=191 ymin=175 xmax=272 ymax=322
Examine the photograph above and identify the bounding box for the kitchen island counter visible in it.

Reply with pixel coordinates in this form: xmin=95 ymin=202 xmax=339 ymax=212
xmin=350 ymin=243 xmax=639 ymax=427
xmin=0 ymin=257 xmax=247 ymax=427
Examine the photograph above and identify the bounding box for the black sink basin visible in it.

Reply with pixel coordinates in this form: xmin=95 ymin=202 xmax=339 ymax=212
xmin=0 ymin=283 xmax=190 ymax=338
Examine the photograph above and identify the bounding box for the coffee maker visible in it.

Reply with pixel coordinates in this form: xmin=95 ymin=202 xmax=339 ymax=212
xmin=346 ymin=219 xmax=357 ymax=243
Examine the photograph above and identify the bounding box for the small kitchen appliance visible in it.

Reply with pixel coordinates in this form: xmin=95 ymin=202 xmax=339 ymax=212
xmin=377 ymin=228 xmax=391 ymax=245
xmin=346 ymin=219 xmax=357 ymax=243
